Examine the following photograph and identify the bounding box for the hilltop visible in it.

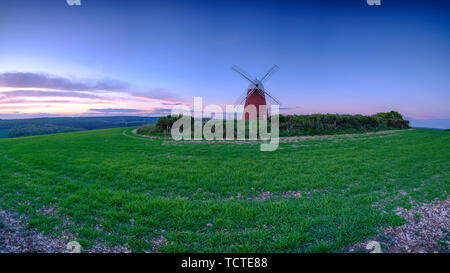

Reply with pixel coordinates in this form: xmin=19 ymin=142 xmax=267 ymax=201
xmin=0 ymin=127 xmax=448 ymax=252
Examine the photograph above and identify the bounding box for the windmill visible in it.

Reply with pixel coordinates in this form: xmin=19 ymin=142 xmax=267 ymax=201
xmin=232 ymin=65 xmax=281 ymax=120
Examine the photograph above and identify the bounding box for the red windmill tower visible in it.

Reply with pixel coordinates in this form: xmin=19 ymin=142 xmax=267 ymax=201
xmin=232 ymin=65 xmax=281 ymax=120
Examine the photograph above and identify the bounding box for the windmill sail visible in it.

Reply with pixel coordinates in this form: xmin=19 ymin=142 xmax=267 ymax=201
xmin=232 ymin=65 xmax=281 ymax=120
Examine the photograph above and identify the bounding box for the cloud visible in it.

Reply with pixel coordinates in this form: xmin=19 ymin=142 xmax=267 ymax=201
xmin=0 ymin=90 xmax=105 ymax=99
xmin=147 ymin=107 xmax=173 ymax=116
xmin=132 ymin=88 xmax=180 ymax=101
xmin=89 ymin=108 xmax=145 ymax=113
xmin=0 ymin=105 xmax=38 ymax=110
xmin=161 ymin=102 xmax=184 ymax=106
xmin=216 ymin=36 xmax=243 ymax=46
xmin=0 ymin=72 xmax=183 ymax=102
xmin=0 ymin=71 xmax=188 ymax=118
xmin=0 ymin=98 xmax=109 ymax=104
xmin=89 ymin=107 xmax=174 ymax=116
xmin=0 ymin=113 xmax=64 ymax=119
xmin=0 ymin=72 xmax=128 ymax=91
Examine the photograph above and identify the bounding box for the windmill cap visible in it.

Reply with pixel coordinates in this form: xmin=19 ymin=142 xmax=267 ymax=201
xmin=248 ymin=81 xmax=264 ymax=90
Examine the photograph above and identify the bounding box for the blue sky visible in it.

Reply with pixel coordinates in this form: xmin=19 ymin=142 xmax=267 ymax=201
xmin=0 ymin=0 xmax=449 ymax=128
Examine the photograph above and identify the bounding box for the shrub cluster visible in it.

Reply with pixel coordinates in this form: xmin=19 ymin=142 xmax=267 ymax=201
xmin=275 ymin=111 xmax=409 ymax=136
xmin=137 ymin=111 xmax=409 ymax=138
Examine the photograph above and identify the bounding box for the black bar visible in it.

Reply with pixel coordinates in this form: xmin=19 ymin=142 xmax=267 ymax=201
xmin=0 ymin=253 xmax=445 ymax=272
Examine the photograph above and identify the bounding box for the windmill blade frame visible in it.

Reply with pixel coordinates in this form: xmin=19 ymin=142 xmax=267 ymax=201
xmin=235 ymin=91 xmax=249 ymax=105
xmin=232 ymin=64 xmax=282 ymax=107
xmin=260 ymin=65 xmax=279 ymax=84
xmin=238 ymin=89 xmax=257 ymax=105
xmin=238 ymin=88 xmax=281 ymax=106
xmin=232 ymin=65 xmax=258 ymax=85
xmin=262 ymin=89 xmax=282 ymax=106
xmin=238 ymin=96 xmax=247 ymax=105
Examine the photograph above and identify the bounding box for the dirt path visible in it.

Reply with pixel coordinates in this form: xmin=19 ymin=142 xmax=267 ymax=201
xmin=3 ymin=197 xmax=447 ymax=253
xmin=128 ymin=128 xmax=405 ymax=143
xmin=349 ymin=197 xmax=449 ymax=253
xmin=0 ymin=209 xmax=130 ymax=253
xmin=0 ymin=209 xmax=69 ymax=253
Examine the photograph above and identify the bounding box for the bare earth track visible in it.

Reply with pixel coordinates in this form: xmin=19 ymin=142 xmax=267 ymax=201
xmin=349 ymin=197 xmax=449 ymax=253
xmin=1 ymin=198 xmax=448 ymax=253
xmin=0 ymin=210 xmax=130 ymax=253
xmin=129 ymin=128 xmax=405 ymax=143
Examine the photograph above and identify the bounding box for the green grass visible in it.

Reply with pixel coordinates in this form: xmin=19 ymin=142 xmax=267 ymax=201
xmin=0 ymin=128 xmax=448 ymax=252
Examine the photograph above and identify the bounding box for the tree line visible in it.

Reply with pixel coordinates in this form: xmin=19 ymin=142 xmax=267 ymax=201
xmin=137 ymin=111 xmax=409 ymax=138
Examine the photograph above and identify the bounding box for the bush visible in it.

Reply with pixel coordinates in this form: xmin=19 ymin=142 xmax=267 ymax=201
xmin=137 ymin=111 xmax=409 ymax=138
xmin=372 ymin=110 xmax=409 ymax=129
xmin=372 ymin=110 xmax=403 ymax=120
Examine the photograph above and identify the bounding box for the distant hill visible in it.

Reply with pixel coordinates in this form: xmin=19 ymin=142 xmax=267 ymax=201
xmin=406 ymin=118 xmax=450 ymax=130
xmin=0 ymin=116 xmax=158 ymax=138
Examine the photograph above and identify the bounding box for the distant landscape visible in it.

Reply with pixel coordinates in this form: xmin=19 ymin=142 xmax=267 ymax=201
xmin=1 ymin=112 xmax=448 ymax=140
xmin=406 ymin=118 xmax=450 ymax=130
xmin=0 ymin=116 xmax=158 ymax=138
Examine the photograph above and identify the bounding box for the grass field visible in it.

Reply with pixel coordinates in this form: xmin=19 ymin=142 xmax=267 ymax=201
xmin=0 ymin=128 xmax=448 ymax=252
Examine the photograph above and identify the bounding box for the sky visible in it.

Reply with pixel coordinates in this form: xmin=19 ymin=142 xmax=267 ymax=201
xmin=0 ymin=0 xmax=449 ymax=128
